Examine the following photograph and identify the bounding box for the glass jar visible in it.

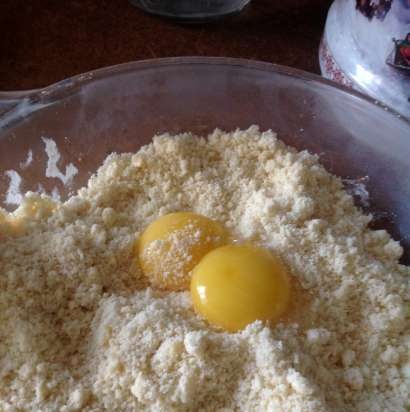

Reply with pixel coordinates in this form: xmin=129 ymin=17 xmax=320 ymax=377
xmin=129 ymin=0 xmax=251 ymax=22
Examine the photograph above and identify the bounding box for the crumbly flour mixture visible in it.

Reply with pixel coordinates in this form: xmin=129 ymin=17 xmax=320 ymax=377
xmin=0 ymin=127 xmax=409 ymax=412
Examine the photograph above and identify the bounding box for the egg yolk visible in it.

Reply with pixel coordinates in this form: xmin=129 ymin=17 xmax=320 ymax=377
xmin=138 ymin=212 xmax=229 ymax=291
xmin=191 ymin=244 xmax=291 ymax=332
xmin=0 ymin=197 xmax=56 ymax=239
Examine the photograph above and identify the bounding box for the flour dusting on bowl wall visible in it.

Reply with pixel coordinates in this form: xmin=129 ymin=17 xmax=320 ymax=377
xmin=3 ymin=137 xmax=77 ymax=207
xmin=320 ymin=0 xmax=410 ymax=118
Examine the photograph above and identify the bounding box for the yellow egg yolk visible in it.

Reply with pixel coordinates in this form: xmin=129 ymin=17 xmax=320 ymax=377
xmin=137 ymin=212 xmax=229 ymax=291
xmin=190 ymin=244 xmax=291 ymax=332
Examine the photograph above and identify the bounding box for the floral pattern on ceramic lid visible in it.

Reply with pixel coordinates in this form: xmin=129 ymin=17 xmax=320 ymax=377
xmin=320 ymin=0 xmax=410 ymax=119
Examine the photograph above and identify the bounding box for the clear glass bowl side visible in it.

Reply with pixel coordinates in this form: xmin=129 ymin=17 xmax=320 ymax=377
xmin=0 ymin=58 xmax=409 ymax=262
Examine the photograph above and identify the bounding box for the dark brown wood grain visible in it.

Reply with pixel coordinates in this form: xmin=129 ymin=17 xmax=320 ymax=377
xmin=0 ymin=0 xmax=330 ymax=90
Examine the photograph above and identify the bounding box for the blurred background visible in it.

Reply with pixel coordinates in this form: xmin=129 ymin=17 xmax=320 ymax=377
xmin=0 ymin=0 xmax=330 ymax=90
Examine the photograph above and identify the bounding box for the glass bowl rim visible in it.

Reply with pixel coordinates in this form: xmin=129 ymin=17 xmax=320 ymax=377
xmin=0 ymin=56 xmax=409 ymax=130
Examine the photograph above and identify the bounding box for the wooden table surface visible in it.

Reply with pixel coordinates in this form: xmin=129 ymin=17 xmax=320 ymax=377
xmin=0 ymin=0 xmax=330 ymax=91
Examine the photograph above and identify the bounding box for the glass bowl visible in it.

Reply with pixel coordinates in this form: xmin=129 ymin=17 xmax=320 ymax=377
xmin=0 ymin=57 xmax=409 ymax=263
